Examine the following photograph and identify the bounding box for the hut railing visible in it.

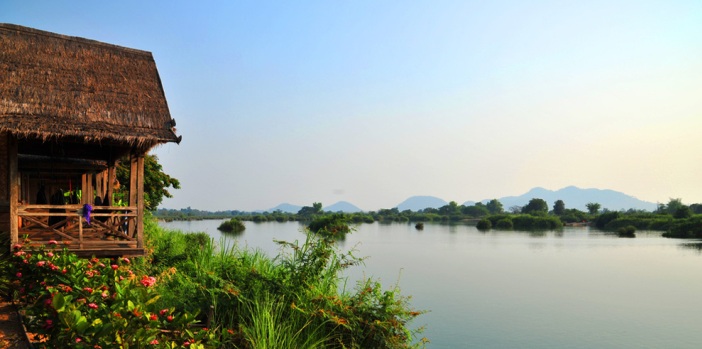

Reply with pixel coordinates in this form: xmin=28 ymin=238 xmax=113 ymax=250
xmin=17 ymin=204 xmax=138 ymax=249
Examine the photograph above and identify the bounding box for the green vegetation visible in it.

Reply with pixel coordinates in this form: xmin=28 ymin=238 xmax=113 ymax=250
xmin=218 ymin=217 xmax=246 ymax=233
xmin=3 ymin=214 xmax=426 ymax=348
xmin=116 ymin=154 xmax=181 ymax=211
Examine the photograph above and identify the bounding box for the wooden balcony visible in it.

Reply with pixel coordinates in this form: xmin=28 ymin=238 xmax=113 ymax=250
xmin=17 ymin=204 xmax=144 ymax=257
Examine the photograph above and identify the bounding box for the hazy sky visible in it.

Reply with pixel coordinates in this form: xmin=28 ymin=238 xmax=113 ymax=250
xmin=3 ymin=1 xmax=701 ymax=211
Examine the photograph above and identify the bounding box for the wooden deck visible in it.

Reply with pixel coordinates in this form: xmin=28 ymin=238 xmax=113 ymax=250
xmin=17 ymin=204 xmax=144 ymax=257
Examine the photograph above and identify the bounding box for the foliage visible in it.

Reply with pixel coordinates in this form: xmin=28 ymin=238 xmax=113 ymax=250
xmin=144 ymin=217 xmax=426 ymax=349
xmin=298 ymin=202 xmax=323 ymax=218
xmin=552 ymin=200 xmax=565 ymax=216
xmin=117 ymin=154 xmax=180 ymax=211
xmin=308 ymin=213 xmax=351 ymax=239
xmin=217 ymin=218 xmax=246 ymax=233
xmin=586 ymin=202 xmax=601 ymax=215
xmin=521 ymin=198 xmax=548 ymax=215
xmin=476 ymin=218 xmax=492 ymax=230
xmin=594 ymin=211 xmax=620 ymax=229
xmin=485 ymin=199 xmax=504 ymax=214
xmin=617 ymin=225 xmax=636 ymax=237
xmin=11 ymin=240 xmax=214 ymax=348
xmin=663 ymin=215 xmax=702 ymax=239
xmin=495 ymin=218 xmax=513 ymax=230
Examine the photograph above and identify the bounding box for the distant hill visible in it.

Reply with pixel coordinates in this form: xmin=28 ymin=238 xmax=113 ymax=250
xmin=485 ymin=186 xmax=657 ymax=212
xmin=267 ymin=203 xmax=302 ymax=213
xmin=396 ymin=196 xmax=448 ymax=211
xmin=325 ymin=201 xmax=363 ymax=213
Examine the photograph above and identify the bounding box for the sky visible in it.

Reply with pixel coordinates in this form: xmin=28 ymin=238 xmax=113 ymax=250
xmin=3 ymin=1 xmax=701 ymax=211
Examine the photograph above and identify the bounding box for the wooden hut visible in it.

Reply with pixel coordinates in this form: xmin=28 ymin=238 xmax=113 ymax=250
xmin=0 ymin=24 xmax=181 ymax=256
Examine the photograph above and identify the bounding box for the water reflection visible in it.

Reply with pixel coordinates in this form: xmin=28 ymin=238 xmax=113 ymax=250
xmin=680 ymin=242 xmax=702 ymax=253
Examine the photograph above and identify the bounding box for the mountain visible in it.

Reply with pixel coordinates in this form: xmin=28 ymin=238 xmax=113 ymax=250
xmin=396 ymin=196 xmax=448 ymax=211
xmin=485 ymin=186 xmax=657 ymax=212
xmin=325 ymin=201 xmax=363 ymax=213
xmin=267 ymin=203 xmax=302 ymax=213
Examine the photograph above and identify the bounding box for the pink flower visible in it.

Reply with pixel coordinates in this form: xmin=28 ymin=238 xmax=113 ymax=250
xmin=140 ymin=275 xmax=156 ymax=287
xmin=122 ymin=257 xmax=131 ymax=264
xmin=12 ymin=244 xmax=22 ymax=250
xmin=88 ymin=303 xmax=99 ymax=310
xmin=15 ymin=272 xmax=22 ymax=278
xmin=76 ymin=337 xmax=82 ymax=343
xmin=83 ymin=287 xmax=94 ymax=293
xmin=159 ymin=309 xmax=169 ymax=316
xmin=37 ymin=261 xmax=46 ymax=267
xmin=111 ymin=264 xmax=119 ymax=270
xmin=150 ymin=339 xmax=159 ymax=345
xmin=47 ymin=252 xmax=54 ymax=257
xmin=48 ymin=240 xmax=58 ymax=245
xmin=183 ymin=341 xmax=191 ymax=347
xmin=101 ymin=292 xmax=109 ymax=299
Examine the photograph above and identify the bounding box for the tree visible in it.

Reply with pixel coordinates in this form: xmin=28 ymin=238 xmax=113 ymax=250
xmin=486 ymin=199 xmax=504 ymax=214
xmin=521 ymin=198 xmax=548 ymax=215
xmin=298 ymin=202 xmax=323 ymax=217
xmin=586 ymin=202 xmax=601 ymax=215
xmin=509 ymin=206 xmax=522 ymax=214
xmin=116 ymin=154 xmax=180 ymax=211
xmin=553 ymin=200 xmax=565 ymax=215
xmin=665 ymin=198 xmax=685 ymax=215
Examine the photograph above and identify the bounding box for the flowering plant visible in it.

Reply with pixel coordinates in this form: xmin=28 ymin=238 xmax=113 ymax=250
xmin=11 ymin=240 xmax=216 ymax=348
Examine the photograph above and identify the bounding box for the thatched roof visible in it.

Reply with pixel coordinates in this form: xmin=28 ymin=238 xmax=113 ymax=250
xmin=0 ymin=23 xmax=181 ymax=149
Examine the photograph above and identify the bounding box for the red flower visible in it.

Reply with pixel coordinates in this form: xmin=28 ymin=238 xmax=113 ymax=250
xmin=150 ymin=339 xmax=159 ymax=345
xmin=166 ymin=315 xmax=174 ymax=322
xmin=88 ymin=303 xmax=99 ymax=309
xmin=36 ymin=261 xmax=46 ymax=267
xmin=183 ymin=341 xmax=191 ymax=347
xmin=160 ymin=309 xmax=169 ymax=316
xmin=15 ymin=272 xmax=21 ymax=278
xmin=140 ymin=275 xmax=156 ymax=287
xmin=111 ymin=264 xmax=119 ymax=270
xmin=122 ymin=257 xmax=131 ymax=264
xmin=83 ymin=287 xmax=94 ymax=293
xmin=150 ymin=314 xmax=158 ymax=321
xmin=48 ymin=240 xmax=58 ymax=245
xmin=12 ymin=244 xmax=22 ymax=250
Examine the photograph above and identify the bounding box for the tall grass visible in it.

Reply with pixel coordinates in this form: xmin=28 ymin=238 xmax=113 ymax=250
xmin=144 ymin=215 xmax=426 ymax=349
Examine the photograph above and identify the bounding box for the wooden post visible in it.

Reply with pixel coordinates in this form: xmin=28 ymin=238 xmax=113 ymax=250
xmin=81 ymin=174 xmax=88 ymax=204
xmin=107 ymin=162 xmax=116 ymax=206
xmin=136 ymin=155 xmax=145 ymax=249
xmin=8 ymin=136 xmax=18 ymax=245
xmin=129 ymin=153 xmax=138 ymax=238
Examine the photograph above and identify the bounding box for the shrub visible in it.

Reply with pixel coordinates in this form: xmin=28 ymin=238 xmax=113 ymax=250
xmin=495 ymin=218 xmax=513 ymax=230
xmin=218 ymin=218 xmax=246 ymax=233
xmin=476 ymin=218 xmax=492 ymax=230
xmin=11 ymin=241 xmax=215 ymax=348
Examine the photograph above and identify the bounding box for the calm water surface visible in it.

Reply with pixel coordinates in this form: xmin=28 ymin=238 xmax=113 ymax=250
xmin=159 ymin=220 xmax=702 ymax=349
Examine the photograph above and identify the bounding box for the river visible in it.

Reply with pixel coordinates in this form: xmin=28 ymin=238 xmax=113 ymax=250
xmin=159 ymin=220 xmax=702 ymax=349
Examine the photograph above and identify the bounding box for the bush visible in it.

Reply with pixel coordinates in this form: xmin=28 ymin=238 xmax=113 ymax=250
xmin=476 ymin=218 xmax=492 ymax=230
xmin=495 ymin=218 xmax=513 ymax=230
xmin=218 ymin=218 xmax=246 ymax=233
xmin=11 ymin=241 xmax=214 ymax=348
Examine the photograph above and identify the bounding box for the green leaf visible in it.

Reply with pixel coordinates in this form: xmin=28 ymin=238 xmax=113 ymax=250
xmin=52 ymin=293 xmax=66 ymax=311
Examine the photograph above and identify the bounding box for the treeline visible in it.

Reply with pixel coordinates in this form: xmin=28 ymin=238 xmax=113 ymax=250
xmin=156 ymin=198 xmax=702 ymax=237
